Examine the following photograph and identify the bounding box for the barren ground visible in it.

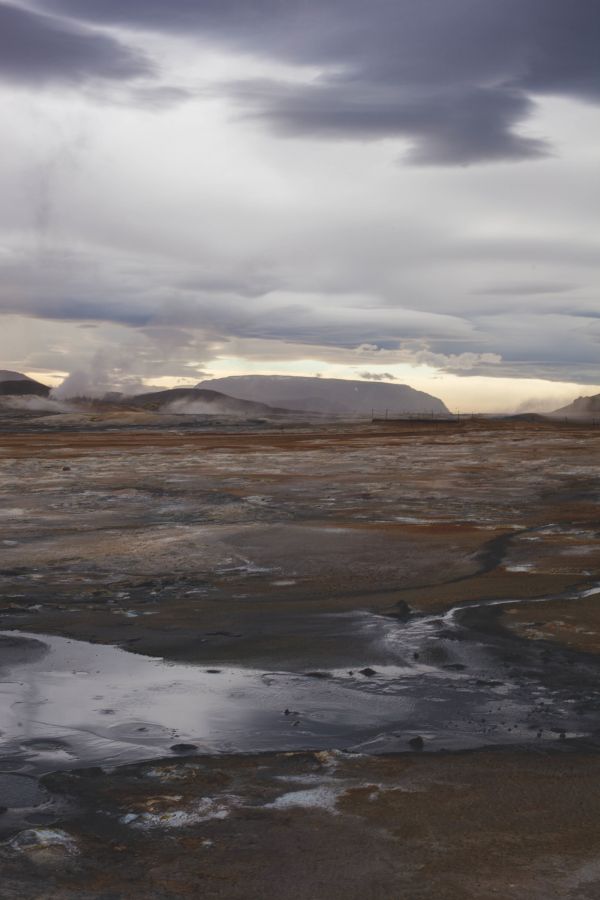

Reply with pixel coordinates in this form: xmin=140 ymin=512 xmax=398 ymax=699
xmin=0 ymin=419 xmax=599 ymax=898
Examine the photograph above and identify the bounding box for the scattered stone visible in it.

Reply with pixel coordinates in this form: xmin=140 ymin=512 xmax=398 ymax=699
xmin=10 ymin=828 xmax=78 ymax=859
xmin=408 ymin=736 xmax=425 ymax=751
xmin=390 ymin=600 xmax=412 ymax=621
xmin=205 ymin=669 xmax=221 ymax=674
xmin=120 ymin=813 xmax=139 ymax=825
xmin=359 ymin=667 xmax=377 ymax=677
xmin=170 ymin=743 xmax=198 ymax=754
xmin=304 ymin=671 xmax=331 ymax=679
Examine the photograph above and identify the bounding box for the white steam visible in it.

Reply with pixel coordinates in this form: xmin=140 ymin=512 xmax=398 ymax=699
xmin=54 ymin=350 xmax=148 ymax=399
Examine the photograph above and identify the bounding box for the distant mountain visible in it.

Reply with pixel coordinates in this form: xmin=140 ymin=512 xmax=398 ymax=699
xmin=129 ymin=387 xmax=287 ymax=416
xmin=0 ymin=371 xmax=50 ymax=397
xmin=551 ymin=394 xmax=600 ymax=419
xmin=197 ymin=375 xmax=449 ymax=416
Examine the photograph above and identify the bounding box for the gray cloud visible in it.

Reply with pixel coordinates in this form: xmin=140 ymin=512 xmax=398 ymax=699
xmin=359 ymin=372 xmax=397 ymax=382
xmin=0 ymin=3 xmax=153 ymax=86
xmin=229 ymin=81 xmax=548 ymax=166
xmin=477 ymin=282 xmax=580 ymax=296
xmin=3 ymin=239 xmax=600 ymax=384
xmin=41 ymin=0 xmax=600 ymax=164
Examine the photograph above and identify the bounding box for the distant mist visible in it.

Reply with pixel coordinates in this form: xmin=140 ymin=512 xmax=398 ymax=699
xmin=0 ymin=395 xmax=71 ymax=412
xmin=164 ymin=398 xmax=251 ymax=417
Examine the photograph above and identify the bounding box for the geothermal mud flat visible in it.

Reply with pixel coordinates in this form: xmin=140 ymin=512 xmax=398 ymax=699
xmin=1 ymin=419 xmax=600 ymax=898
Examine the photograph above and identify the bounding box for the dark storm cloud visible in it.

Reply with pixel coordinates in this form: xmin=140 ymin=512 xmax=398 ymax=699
xmin=0 ymin=2 xmax=152 ymax=85
xmin=41 ymin=0 xmax=600 ymax=164
xmin=229 ymin=81 xmax=547 ymax=165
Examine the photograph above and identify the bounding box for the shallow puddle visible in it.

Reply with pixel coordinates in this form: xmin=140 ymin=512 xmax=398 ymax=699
xmin=2 ymin=596 xmax=599 ymax=774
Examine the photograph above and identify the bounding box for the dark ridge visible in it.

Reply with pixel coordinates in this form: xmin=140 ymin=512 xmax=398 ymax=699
xmin=197 ymin=375 xmax=449 ymax=416
xmin=0 ymin=372 xmax=50 ymax=397
xmin=551 ymin=394 xmax=600 ymax=420
xmin=128 ymin=387 xmax=289 ymax=416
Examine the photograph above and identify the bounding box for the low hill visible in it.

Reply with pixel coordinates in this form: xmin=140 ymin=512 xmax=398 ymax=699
xmin=551 ymin=394 xmax=600 ymax=420
xmin=129 ymin=387 xmax=287 ymax=416
xmin=0 ymin=371 xmax=50 ymax=397
xmin=197 ymin=375 xmax=449 ymax=416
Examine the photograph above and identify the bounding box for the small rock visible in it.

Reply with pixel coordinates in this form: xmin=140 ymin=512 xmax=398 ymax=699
xmin=120 ymin=813 xmax=140 ymax=825
xmin=359 ymin=667 xmax=377 ymax=677
xmin=408 ymin=736 xmax=424 ymax=751
xmin=304 ymin=671 xmax=331 ymax=679
xmin=390 ymin=600 xmax=412 ymax=622
xmin=170 ymin=743 xmax=198 ymax=754
xmin=10 ymin=828 xmax=78 ymax=858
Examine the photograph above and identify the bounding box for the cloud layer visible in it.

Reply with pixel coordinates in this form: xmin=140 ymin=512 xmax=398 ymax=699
xmin=38 ymin=0 xmax=600 ymax=164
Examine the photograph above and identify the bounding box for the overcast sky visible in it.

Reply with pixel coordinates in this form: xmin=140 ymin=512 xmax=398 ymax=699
xmin=0 ymin=0 xmax=599 ymax=411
